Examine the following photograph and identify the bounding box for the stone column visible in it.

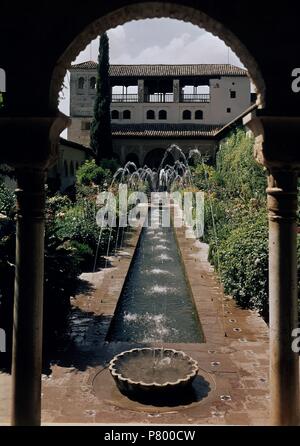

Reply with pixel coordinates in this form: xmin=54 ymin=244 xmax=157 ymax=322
xmin=267 ymin=169 xmax=299 ymax=426
xmin=138 ymin=79 xmax=144 ymax=102
xmin=173 ymin=79 xmax=180 ymax=102
xmin=11 ymin=168 xmax=46 ymax=426
xmin=243 ymin=113 xmax=300 ymax=426
xmin=0 ymin=114 xmax=69 ymax=426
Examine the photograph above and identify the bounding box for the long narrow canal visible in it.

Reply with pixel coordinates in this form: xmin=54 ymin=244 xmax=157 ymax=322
xmin=107 ymin=206 xmax=203 ymax=343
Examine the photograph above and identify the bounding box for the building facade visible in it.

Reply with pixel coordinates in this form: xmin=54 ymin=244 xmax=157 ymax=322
xmin=48 ymin=138 xmax=93 ymax=191
xmin=68 ymin=62 xmax=251 ymax=166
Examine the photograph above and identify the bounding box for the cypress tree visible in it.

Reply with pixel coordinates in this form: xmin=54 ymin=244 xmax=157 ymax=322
xmin=90 ymin=33 xmax=113 ymax=163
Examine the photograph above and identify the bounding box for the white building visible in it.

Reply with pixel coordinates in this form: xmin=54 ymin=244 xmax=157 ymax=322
xmin=68 ymin=62 xmax=252 ymax=167
xmin=48 ymin=138 xmax=93 ymax=191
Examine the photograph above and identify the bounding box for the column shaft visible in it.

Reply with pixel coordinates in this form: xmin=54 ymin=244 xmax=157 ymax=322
xmin=11 ymin=168 xmax=46 ymax=426
xmin=267 ymin=169 xmax=299 ymax=425
xmin=173 ymin=79 xmax=180 ymax=102
xmin=138 ymin=79 xmax=144 ymax=103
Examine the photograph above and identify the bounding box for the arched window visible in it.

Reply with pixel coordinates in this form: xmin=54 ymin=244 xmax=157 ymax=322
xmin=158 ymin=110 xmax=167 ymax=120
xmin=146 ymin=110 xmax=155 ymax=120
xmin=182 ymin=110 xmax=191 ymax=120
xmin=111 ymin=110 xmax=119 ymax=119
xmin=70 ymin=161 xmax=75 ymax=177
xmin=90 ymin=77 xmax=96 ymax=89
xmin=195 ymin=110 xmax=203 ymax=120
xmin=123 ymin=110 xmax=131 ymax=119
xmin=64 ymin=160 xmax=68 ymax=177
xmin=78 ymin=77 xmax=85 ymax=89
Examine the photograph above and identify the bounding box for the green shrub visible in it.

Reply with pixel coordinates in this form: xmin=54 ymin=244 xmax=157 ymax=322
xmin=69 ymin=240 xmax=94 ymax=271
xmin=54 ymin=201 xmax=116 ymax=254
xmin=46 ymin=193 xmax=71 ymax=216
xmin=216 ymin=128 xmax=267 ymax=202
xmin=76 ymin=159 xmax=111 ymax=187
xmin=54 ymin=204 xmax=98 ymax=248
xmin=192 ymin=163 xmax=221 ymax=194
xmin=0 ymin=179 xmax=120 ymax=366
xmin=193 ymin=128 xmax=270 ymax=319
xmin=216 ymin=211 xmax=269 ymax=317
xmin=43 ymin=230 xmax=83 ymax=352
xmin=99 ymin=158 xmax=120 ymax=173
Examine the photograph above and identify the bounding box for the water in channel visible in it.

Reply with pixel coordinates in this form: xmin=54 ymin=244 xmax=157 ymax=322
xmin=107 ymin=206 xmax=204 ymax=343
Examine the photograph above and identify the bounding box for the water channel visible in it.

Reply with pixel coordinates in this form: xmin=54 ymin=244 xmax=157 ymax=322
xmin=107 ymin=205 xmax=203 ymax=343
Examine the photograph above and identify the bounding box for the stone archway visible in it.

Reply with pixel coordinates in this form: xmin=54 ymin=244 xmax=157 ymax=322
xmin=47 ymin=5 xmax=299 ymax=425
xmin=49 ymin=2 xmax=266 ymax=112
xmin=2 ymin=0 xmax=300 ymax=427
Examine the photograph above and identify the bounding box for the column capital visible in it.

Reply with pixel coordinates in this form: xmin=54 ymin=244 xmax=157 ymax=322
xmin=243 ymin=112 xmax=300 ymax=170
xmin=0 ymin=113 xmax=70 ymax=169
xmin=267 ymin=169 xmax=298 ymax=224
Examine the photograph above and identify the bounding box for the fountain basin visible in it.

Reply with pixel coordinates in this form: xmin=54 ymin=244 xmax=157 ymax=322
xmin=109 ymin=348 xmax=198 ymax=399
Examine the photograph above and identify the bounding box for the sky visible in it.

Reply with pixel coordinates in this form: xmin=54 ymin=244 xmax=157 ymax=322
xmin=59 ymin=18 xmax=244 ymax=125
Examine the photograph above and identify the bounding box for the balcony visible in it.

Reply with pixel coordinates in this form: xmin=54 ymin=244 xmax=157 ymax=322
xmin=112 ymin=94 xmax=138 ymax=102
xmin=111 ymin=93 xmax=211 ymax=103
xmin=144 ymin=93 xmax=174 ymax=103
xmin=181 ymin=94 xmax=210 ymax=103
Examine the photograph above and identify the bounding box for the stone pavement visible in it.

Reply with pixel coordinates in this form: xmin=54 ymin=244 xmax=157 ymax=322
xmin=0 ymin=225 xmax=271 ymax=425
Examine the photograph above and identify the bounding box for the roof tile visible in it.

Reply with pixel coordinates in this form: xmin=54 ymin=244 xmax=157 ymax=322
xmin=111 ymin=123 xmax=221 ymax=137
xmin=70 ymin=61 xmax=247 ymax=77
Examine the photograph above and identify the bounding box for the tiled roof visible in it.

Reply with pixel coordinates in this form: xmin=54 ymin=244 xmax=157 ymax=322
xmin=71 ymin=61 xmax=98 ymax=70
xmin=70 ymin=61 xmax=247 ymax=77
xmin=111 ymin=123 xmax=222 ymax=138
xmin=59 ymin=137 xmax=94 ymax=156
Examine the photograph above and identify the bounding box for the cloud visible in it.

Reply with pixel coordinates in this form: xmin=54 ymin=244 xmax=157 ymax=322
xmin=110 ymin=31 xmax=241 ymax=66
xmin=107 ymin=26 xmax=127 ymax=60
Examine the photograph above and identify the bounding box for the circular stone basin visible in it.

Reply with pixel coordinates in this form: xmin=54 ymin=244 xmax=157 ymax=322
xmin=109 ymin=348 xmax=198 ymax=399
